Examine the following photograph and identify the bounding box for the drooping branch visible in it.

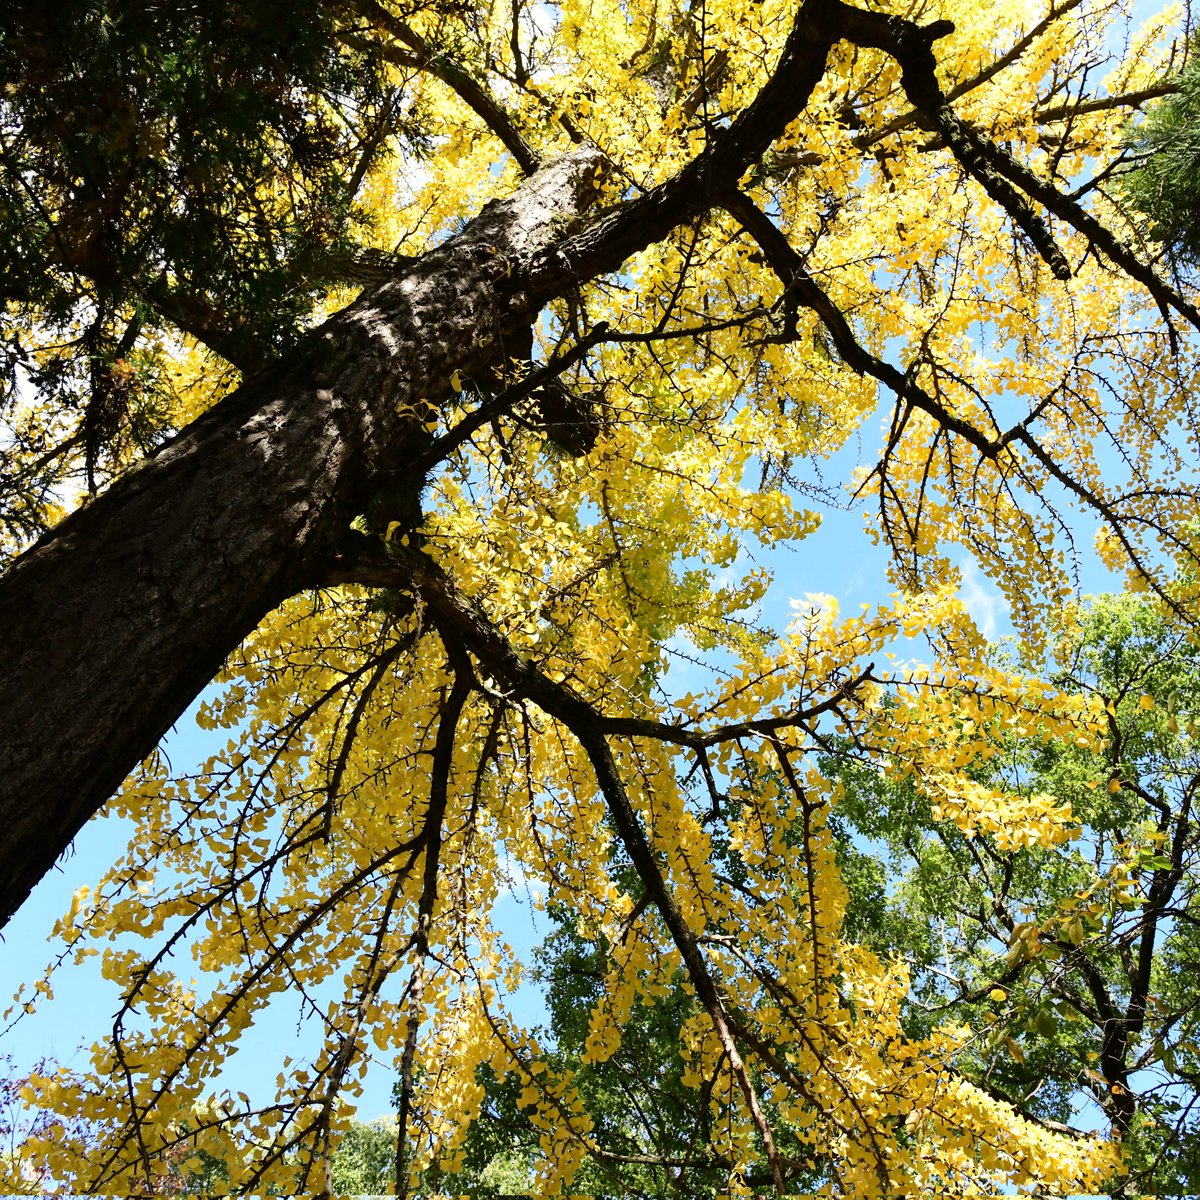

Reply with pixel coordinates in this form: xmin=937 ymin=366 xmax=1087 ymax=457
xmin=722 ymin=189 xmax=1199 ymax=620
xmin=394 ymin=647 xmax=472 ymax=1200
xmin=720 ymin=190 xmax=1009 ymax=453
xmin=569 ymin=723 xmax=788 ymax=1194
xmin=321 ymin=636 xmax=410 ymax=840
xmin=820 ymin=0 xmax=1200 ymax=331
xmin=310 ymin=868 xmax=409 ymax=1198
xmin=390 ymin=547 xmax=785 ymax=1190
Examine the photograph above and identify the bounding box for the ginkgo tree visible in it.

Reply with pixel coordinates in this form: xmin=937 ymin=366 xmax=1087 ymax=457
xmin=2 ymin=0 xmax=1200 ymax=1192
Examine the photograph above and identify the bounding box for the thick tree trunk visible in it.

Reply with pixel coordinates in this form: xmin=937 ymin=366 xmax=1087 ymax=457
xmin=0 ymin=150 xmax=606 ymax=928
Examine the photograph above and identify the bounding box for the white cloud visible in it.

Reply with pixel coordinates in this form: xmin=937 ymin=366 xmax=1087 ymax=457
xmin=787 ymin=591 xmax=839 ymax=627
xmin=493 ymin=850 xmax=547 ymax=906
xmin=958 ymin=559 xmax=1007 ymax=640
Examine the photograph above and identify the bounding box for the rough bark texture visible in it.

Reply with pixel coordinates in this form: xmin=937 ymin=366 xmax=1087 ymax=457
xmin=0 ymin=149 xmax=608 ymax=927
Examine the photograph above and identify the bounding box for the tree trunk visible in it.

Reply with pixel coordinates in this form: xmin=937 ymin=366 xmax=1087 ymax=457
xmin=0 ymin=150 xmax=607 ymax=928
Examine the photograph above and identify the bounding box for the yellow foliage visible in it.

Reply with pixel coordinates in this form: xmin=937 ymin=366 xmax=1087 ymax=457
xmin=11 ymin=0 xmax=1199 ymax=1193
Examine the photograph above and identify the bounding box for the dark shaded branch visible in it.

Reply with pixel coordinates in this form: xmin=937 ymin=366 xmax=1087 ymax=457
xmin=414 ymin=306 xmax=770 ymax=471
xmin=321 ymin=536 xmax=875 ymax=755
xmin=859 ymin=0 xmax=1088 ymax=148
xmin=720 ymin=191 xmax=999 ymax=453
xmin=142 ymin=283 xmax=271 ymax=375
xmin=824 ymin=5 xmax=1073 ymax=278
xmin=1037 ymin=82 xmax=1179 ymax=123
xmin=543 ymin=0 xmax=839 ymax=283
xmin=822 ymin=0 xmax=1200 ymax=328
xmin=395 ymin=649 xmax=472 ymax=1200
xmin=350 ymin=0 xmax=539 ymax=173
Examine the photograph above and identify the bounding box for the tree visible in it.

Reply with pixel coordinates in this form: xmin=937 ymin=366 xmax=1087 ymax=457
xmin=328 ymin=1116 xmax=398 ymax=1195
xmin=443 ymin=882 xmax=829 ymax=1196
xmin=822 ymin=594 xmax=1200 ymax=1195
xmin=4 ymin=0 xmax=1200 ymax=1193
xmin=1121 ymin=48 xmax=1200 ymax=266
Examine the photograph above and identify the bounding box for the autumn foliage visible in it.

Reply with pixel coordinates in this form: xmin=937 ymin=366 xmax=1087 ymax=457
xmin=2 ymin=0 xmax=1200 ymax=1193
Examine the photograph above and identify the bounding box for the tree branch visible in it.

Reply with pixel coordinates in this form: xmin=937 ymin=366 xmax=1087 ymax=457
xmin=821 ymin=0 xmax=1200 ymax=329
xmin=350 ymin=0 xmax=539 ymax=173
xmin=395 ymin=647 xmax=472 ymax=1199
xmin=142 ymin=283 xmax=271 ymax=375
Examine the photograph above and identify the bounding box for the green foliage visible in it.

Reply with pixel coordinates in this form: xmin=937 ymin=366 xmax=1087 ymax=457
xmin=414 ymin=906 xmax=717 ymax=1197
xmin=0 ymin=0 xmax=396 ymax=334
xmin=835 ymin=595 xmax=1200 ymax=1191
xmin=411 ymin=874 xmax=826 ymax=1196
xmin=1121 ymin=56 xmax=1200 ymax=264
xmin=0 ymin=0 xmax=407 ymax=522
xmin=329 ymin=1117 xmax=396 ymax=1196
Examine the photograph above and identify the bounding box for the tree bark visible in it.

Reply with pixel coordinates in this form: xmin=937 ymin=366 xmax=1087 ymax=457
xmin=0 ymin=150 xmax=614 ymax=928
xmin=0 ymin=0 xmax=856 ymax=928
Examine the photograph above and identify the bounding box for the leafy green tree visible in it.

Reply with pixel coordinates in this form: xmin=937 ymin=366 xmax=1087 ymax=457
xmin=442 ymin=891 xmax=749 ymax=1197
xmin=826 ymin=595 xmax=1200 ymax=1194
xmin=0 ymin=0 xmax=406 ymax=516
xmin=1122 ymin=54 xmax=1200 ymax=265
xmin=329 ymin=1117 xmax=397 ymax=1196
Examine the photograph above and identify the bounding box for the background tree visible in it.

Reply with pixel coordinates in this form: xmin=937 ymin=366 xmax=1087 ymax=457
xmin=4 ymin=0 xmax=1200 ymax=1193
xmin=328 ymin=1116 xmax=398 ymax=1195
xmin=1121 ymin=46 xmax=1200 ymax=267
xmin=441 ymin=884 xmax=829 ymax=1196
xmin=829 ymin=594 xmax=1200 ymax=1195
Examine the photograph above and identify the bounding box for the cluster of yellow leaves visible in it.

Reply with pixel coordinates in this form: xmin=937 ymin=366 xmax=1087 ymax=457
xmin=11 ymin=566 xmax=1122 ymax=1193
xmin=637 ymin=764 xmax=1118 ymax=1195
